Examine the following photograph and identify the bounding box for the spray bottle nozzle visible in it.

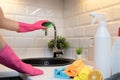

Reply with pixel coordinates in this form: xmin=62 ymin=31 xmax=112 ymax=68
xmin=90 ymin=12 xmax=105 ymax=25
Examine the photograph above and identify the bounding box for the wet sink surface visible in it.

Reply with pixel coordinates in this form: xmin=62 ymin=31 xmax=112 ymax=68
xmin=22 ymin=57 xmax=74 ymax=67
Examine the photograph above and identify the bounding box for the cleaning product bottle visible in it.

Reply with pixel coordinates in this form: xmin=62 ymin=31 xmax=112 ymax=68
xmin=90 ymin=12 xmax=111 ymax=79
xmin=111 ymin=28 xmax=120 ymax=75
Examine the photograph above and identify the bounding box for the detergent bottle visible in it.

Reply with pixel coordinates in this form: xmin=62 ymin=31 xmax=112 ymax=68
xmin=90 ymin=12 xmax=111 ymax=79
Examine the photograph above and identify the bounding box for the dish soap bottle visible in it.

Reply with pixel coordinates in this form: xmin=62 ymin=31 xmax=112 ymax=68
xmin=90 ymin=12 xmax=111 ymax=79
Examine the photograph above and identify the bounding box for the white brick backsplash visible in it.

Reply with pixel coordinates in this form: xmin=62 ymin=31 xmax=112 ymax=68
xmin=77 ymin=0 xmax=86 ymax=14
xmin=108 ymin=21 xmax=120 ymax=36
xmin=46 ymin=28 xmax=55 ymax=37
xmin=36 ymin=38 xmax=49 ymax=48
xmin=54 ymin=9 xmax=63 ymax=18
xmin=70 ymin=16 xmax=80 ymax=27
xmin=86 ymin=0 xmax=102 ymax=11
xmin=3 ymin=37 xmax=15 ymax=47
xmin=73 ymin=26 xmax=85 ymax=37
xmin=64 ymin=17 xmax=78 ymax=27
xmin=16 ymin=16 xmax=35 ymax=23
xmin=113 ymin=5 xmax=120 ymax=20
xmin=5 ymin=15 xmax=17 ymax=21
xmin=98 ymin=7 xmax=113 ymax=21
xmin=63 ymin=8 xmax=74 ymax=18
xmin=85 ymin=25 xmax=98 ymax=37
xmin=45 ymin=48 xmax=53 ymax=57
xmin=63 ymin=48 xmax=75 ymax=59
xmin=54 ymin=19 xmax=63 ymax=28
xmin=4 ymin=4 xmax=26 ymax=15
xmin=13 ymin=48 xmax=26 ymax=59
xmin=2 ymin=0 xmax=17 ymax=4
xmin=64 ymin=18 xmax=71 ymax=27
xmin=45 ymin=9 xmax=55 ymax=17
xmin=53 ymin=0 xmax=63 ymax=9
xmin=0 ymin=29 xmax=5 ymax=35
xmin=79 ymin=13 xmax=92 ymax=25
xmin=63 ymin=28 xmax=73 ymax=37
xmin=57 ymin=28 xmax=63 ymax=36
xmin=15 ymin=31 xmax=46 ymax=37
xmin=64 ymin=0 xmax=74 ymax=9
xmin=102 ymin=0 xmax=120 ymax=8
xmin=67 ymin=38 xmax=78 ymax=48
xmin=2 ymin=30 xmax=18 ymax=37
xmin=78 ymin=38 xmax=90 ymax=49
xmin=26 ymin=6 xmax=45 ymax=17
xmin=15 ymin=0 xmax=29 ymax=5
xmin=15 ymin=38 xmax=36 ymax=48
xmin=26 ymin=48 xmax=45 ymax=58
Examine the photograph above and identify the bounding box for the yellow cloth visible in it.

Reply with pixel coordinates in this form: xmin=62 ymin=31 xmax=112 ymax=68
xmin=65 ymin=59 xmax=84 ymax=77
xmin=73 ymin=66 xmax=92 ymax=80
xmin=74 ymin=76 xmax=80 ymax=80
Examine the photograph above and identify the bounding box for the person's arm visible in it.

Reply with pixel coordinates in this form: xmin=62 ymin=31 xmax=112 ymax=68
xmin=0 ymin=7 xmax=19 ymax=31
xmin=0 ymin=7 xmax=48 ymax=32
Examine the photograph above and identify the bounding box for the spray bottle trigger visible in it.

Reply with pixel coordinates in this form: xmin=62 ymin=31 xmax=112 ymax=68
xmin=89 ymin=12 xmax=97 ymax=25
xmin=91 ymin=16 xmax=97 ymax=25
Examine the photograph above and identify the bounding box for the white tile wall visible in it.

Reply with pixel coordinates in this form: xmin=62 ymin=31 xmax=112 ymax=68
xmin=113 ymin=5 xmax=120 ymax=20
xmin=4 ymin=4 xmax=26 ymax=15
xmin=13 ymin=48 xmax=26 ymax=59
xmin=73 ymin=26 xmax=86 ymax=37
xmin=3 ymin=37 xmax=15 ymax=47
xmin=102 ymin=0 xmax=120 ymax=8
xmin=79 ymin=13 xmax=92 ymax=25
xmin=86 ymin=0 xmax=102 ymax=11
xmin=15 ymin=38 xmax=36 ymax=48
xmin=26 ymin=48 xmax=45 ymax=58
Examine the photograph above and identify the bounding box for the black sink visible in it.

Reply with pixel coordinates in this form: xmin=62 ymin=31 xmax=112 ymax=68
xmin=22 ymin=57 xmax=74 ymax=67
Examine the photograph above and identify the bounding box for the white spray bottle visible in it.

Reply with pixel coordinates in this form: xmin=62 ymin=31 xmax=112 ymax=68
xmin=90 ymin=12 xmax=111 ymax=79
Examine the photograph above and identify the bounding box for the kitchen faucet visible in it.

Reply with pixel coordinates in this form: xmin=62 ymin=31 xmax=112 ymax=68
xmin=45 ymin=22 xmax=63 ymax=58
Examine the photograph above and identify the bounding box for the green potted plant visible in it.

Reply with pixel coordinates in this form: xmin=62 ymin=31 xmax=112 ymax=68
xmin=76 ymin=47 xmax=83 ymax=59
xmin=48 ymin=36 xmax=69 ymax=56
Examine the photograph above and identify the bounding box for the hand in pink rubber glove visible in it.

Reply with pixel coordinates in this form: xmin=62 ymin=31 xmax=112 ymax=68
xmin=18 ymin=20 xmax=48 ymax=32
xmin=0 ymin=44 xmax=44 ymax=76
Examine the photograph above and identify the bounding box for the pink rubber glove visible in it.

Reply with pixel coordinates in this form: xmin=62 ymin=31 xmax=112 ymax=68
xmin=0 ymin=44 xmax=44 ymax=76
xmin=18 ymin=20 xmax=48 ymax=32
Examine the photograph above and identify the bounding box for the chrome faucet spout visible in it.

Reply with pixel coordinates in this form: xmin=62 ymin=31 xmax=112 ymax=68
xmin=51 ymin=22 xmax=57 ymax=50
xmin=51 ymin=22 xmax=62 ymax=58
xmin=46 ymin=22 xmax=62 ymax=58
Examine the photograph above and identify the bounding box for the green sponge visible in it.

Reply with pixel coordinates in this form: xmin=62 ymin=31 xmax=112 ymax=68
xmin=42 ymin=22 xmax=52 ymax=28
